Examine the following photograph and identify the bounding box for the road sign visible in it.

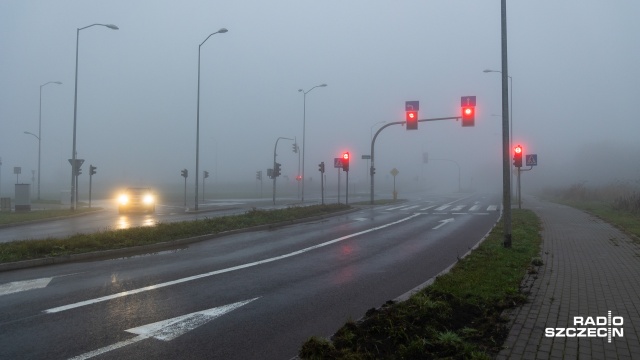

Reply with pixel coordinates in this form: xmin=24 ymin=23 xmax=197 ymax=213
xmin=361 ymin=155 xmax=371 ymax=160
xmin=334 ymin=158 xmax=343 ymax=168
xmin=405 ymin=101 xmax=419 ymax=111
xmin=390 ymin=168 xmax=399 ymax=177
xmin=461 ymin=96 xmax=476 ymax=106
xmin=526 ymin=154 xmax=538 ymax=166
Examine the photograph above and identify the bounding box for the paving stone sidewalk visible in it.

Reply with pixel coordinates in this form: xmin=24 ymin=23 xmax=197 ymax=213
xmin=497 ymin=198 xmax=640 ymax=360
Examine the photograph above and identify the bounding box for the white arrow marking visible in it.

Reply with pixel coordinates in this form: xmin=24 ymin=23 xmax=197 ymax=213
xmin=69 ymin=298 xmax=258 ymax=360
xmin=0 ymin=277 xmax=52 ymax=297
xmin=432 ymin=218 xmax=454 ymax=230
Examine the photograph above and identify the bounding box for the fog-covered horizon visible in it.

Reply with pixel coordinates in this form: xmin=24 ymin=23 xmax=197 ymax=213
xmin=2 ymin=1 xmax=639 ymax=203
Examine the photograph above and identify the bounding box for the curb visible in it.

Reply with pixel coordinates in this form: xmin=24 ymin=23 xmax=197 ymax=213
xmin=0 ymin=207 xmax=359 ymax=272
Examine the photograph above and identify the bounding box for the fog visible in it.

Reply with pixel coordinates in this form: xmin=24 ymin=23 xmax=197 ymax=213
xmin=1 ymin=1 xmax=639 ymax=202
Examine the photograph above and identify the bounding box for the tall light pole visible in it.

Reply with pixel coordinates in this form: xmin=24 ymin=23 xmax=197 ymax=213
xmin=483 ymin=69 xmax=513 ymax=152
xmin=70 ymin=23 xmax=118 ymax=210
xmin=484 ymin=69 xmax=514 ymax=201
xmin=23 ymin=131 xmax=39 ymax=197
xmin=36 ymin=81 xmax=62 ymax=201
xmin=195 ymin=27 xmax=227 ymax=211
xmin=298 ymin=83 xmax=327 ymax=202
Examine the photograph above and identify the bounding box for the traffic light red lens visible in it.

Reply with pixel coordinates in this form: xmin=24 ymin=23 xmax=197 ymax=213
xmin=343 ymin=153 xmax=349 ymax=160
xmin=515 ymin=146 xmax=522 ymax=154
xmin=464 ymin=108 xmax=472 ymax=115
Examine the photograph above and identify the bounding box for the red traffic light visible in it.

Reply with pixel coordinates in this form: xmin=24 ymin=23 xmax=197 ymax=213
xmin=461 ymin=106 xmax=475 ymax=127
xmin=341 ymin=152 xmax=350 ymax=172
xmin=513 ymin=145 xmax=523 ymax=167
xmin=406 ymin=111 xmax=418 ymax=130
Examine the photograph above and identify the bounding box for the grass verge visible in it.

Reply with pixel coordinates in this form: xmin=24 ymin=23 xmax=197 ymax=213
xmin=0 ymin=204 xmax=349 ymax=264
xmin=299 ymin=209 xmax=542 ymax=359
xmin=0 ymin=207 xmax=101 ymax=226
xmin=556 ymin=200 xmax=640 ymax=242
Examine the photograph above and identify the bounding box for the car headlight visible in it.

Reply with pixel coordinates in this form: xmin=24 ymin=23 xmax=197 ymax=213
xmin=119 ymin=194 xmax=129 ymax=205
xmin=143 ymin=194 xmax=154 ymax=204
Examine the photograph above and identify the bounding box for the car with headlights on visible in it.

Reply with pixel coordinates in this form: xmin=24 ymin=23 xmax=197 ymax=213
xmin=118 ymin=187 xmax=155 ymax=214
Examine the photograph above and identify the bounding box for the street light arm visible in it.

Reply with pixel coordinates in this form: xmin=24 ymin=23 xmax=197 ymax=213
xmin=23 ymin=131 xmax=40 ymax=140
xmin=78 ymin=24 xmax=119 ymax=31
xmin=200 ymin=28 xmax=228 ymax=47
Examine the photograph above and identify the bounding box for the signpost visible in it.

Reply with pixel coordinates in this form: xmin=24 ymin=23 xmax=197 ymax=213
xmin=334 ymin=157 xmax=342 ymax=203
xmin=390 ymin=168 xmax=399 ymax=200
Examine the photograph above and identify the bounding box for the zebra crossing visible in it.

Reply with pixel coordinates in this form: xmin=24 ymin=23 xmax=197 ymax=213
xmin=381 ymin=202 xmax=500 ymax=215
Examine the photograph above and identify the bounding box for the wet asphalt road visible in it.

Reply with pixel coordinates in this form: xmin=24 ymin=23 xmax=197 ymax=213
xmin=0 ymin=193 xmax=501 ymax=359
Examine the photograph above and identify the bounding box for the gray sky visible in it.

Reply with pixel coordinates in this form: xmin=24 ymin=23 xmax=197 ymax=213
xmin=1 ymin=1 xmax=639 ymax=198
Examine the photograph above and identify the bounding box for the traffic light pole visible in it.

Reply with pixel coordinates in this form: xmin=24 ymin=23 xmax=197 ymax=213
xmin=369 ymin=116 xmax=460 ymax=205
xmin=273 ymin=137 xmax=293 ymax=205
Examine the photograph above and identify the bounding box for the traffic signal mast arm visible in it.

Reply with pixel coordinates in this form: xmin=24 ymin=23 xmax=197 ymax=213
xmin=369 ymin=116 xmax=461 ymax=205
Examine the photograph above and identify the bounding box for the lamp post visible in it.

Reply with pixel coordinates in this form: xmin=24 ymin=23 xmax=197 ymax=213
xmin=484 ymin=69 xmax=514 ymax=200
xmin=70 ymin=23 xmax=118 ymax=210
xmin=35 ymin=81 xmax=62 ymax=201
xmin=483 ymin=69 xmax=513 ymax=149
xmin=298 ymin=83 xmax=327 ymax=202
xmin=195 ymin=27 xmax=227 ymax=211
xmin=23 ymin=131 xmax=39 ymax=196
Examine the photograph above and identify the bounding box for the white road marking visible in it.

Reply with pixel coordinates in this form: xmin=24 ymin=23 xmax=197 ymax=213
xmin=353 ymin=218 xmax=368 ymax=221
xmin=451 ymin=205 xmax=465 ymax=211
xmin=68 ymin=298 xmax=257 ymax=360
xmin=0 ymin=278 xmax=52 ymax=297
xmin=385 ymin=205 xmax=408 ymax=210
xmin=432 ymin=218 xmax=454 ymax=230
xmin=402 ymin=205 xmax=419 ymax=210
xmin=419 ymin=205 xmax=436 ymax=211
xmin=469 ymin=205 xmax=480 ymax=211
xmin=45 ymin=213 xmax=423 ymax=314
xmin=487 ymin=205 xmax=498 ymax=211
xmin=434 ymin=205 xmax=450 ymax=211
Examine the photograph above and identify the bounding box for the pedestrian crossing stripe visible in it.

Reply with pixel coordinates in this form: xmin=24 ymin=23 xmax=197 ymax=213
xmin=382 ymin=204 xmax=498 ymax=213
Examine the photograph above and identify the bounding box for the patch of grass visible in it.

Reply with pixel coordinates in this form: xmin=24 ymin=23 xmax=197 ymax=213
xmin=0 ymin=204 xmax=349 ymax=263
xmin=0 ymin=208 xmax=101 ymax=226
xmin=558 ymin=201 xmax=640 ymax=242
xmin=299 ymin=209 xmax=542 ymax=359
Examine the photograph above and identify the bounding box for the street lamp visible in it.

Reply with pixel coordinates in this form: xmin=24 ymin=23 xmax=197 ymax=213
xmin=70 ymin=23 xmax=118 ymax=210
xmin=23 ymin=131 xmax=39 ymax=196
xmin=195 ymin=27 xmax=227 ymax=211
xmin=483 ymin=69 xmax=513 ymax=148
xmin=35 ymin=81 xmax=62 ymax=201
xmin=484 ymin=69 xmax=514 ymax=199
xmin=298 ymin=83 xmax=327 ymax=202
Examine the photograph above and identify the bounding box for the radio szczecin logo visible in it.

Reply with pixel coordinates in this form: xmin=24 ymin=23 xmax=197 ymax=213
xmin=545 ymin=311 xmax=623 ymax=343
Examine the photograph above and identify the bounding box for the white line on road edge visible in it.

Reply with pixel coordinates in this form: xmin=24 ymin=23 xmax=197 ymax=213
xmin=68 ymin=298 xmax=258 ymax=360
xmin=45 ymin=213 xmax=423 ymax=314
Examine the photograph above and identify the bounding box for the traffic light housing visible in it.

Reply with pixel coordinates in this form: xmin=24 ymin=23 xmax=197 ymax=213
xmin=256 ymin=171 xmax=262 ymax=180
xmin=89 ymin=165 xmax=97 ymax=175
xmin=204 ymin=170 xmax=209 ymax=179
xmin=513 ymin=145 xmax=523 ymax=168
xmin=341 ymin=152 xmax=350 ymax=172
xmin=406 ymin=111 xmax=418 ymax=130
xmin=318 ymin=162 xmax=325 ymax=173
xmin=181 ymin=169 xmax=188 ymax=178
xmin=293 ymin=143 xmax=298 ymax=153
xmin=461 ymin=106 xmax=475 ymax=127
xmin=274 ymin=163 xmax=281 ymax=177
